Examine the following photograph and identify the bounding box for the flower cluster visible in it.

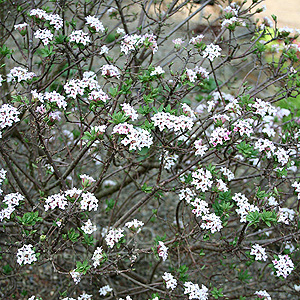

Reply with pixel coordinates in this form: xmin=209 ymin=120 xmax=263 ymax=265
xmin=178 ymin=188 xmax=196 ymax=203
xmin=0 ymin=192 xmax=24 ymax=221
xmin=220 ymin=167 xmax=234 ymax=181
xmin=254 ymin=290 xmax=271 ymax=300
xmin=233 ymin=119 xmax=253 ymax=137
xmin=101 ymin=64 xmax=120 ymax=78
xmin=44 ymin=193 xmax=68 ymax=211
xmin=157 ymin=241 xmax=168 ymax=261
xmin=0 ymin=104 xmax=20 ymax=133
xmin=125 ymin=219 xmax=144 ymax=233
xmin=16 ymin=244 xmax=37 ymax=265
xmin=162 ymin=272 xmax=177 ymax=290
xmin=7 ymin=67 xmax=36 ymax=83
xmin=81 ymin=219 xmax=97 ymax=234
xmin=113 ymin=123 xmax=153 ymax=151
xmin=0 ymin=168 xmax=6 ymax=195
xmin=92 ymin=247 xmax=105 ymax=268
xmin=191 ymin=198 xmax=209 ymax=217
xmin=183 ymin=282 xmax=209 ymax=300
xmin=189 ymin=34 xmax=204 ymax=46
xmin=80 ymin=192 xmax=99 ymax=211
xmin=99 ymin=285 xmax=113 ymax=296
xmin=151 ymin=112 xmax=194 ymax=133
xmin=202 ymin=43 xmax=222 ymax=61
xmin=272 ymin=255 xmax=294 ymax=278
xmin=232 ymin=193 xmax=259 ymax=222
xmin=64 ymin=71 xmax=104 ymax=99
xmin=69 ymin=30 xmax=90 ymax=45
xmin=201 ymin=213 xmax=223 ymax=233
xmin=85 ymin=15 xmax=105 ymax=32
xmin=30 ymin=9 xmax=63 ymax=29
xmin=88 ymin=89 xmax=110 ymax=103
xmin=70 ymin=269 xmax=82 ymax=284
xmin=210 ymin=127 xmax=231 ymax=146
xmin=80 ymin=174 xmax=96 ymax=187
xmin=250 ymin=244 xmax=267 ymax=261
xmin=150 ymin=66 xmax=165 ymax=77
xmin=121 ymin=103 xmax=138 ymax=121
xmin=191 ymin=168 xmax=213 ymax=192
xmin=194 ymin=140 xmax=208 ymax=157
xmin=277 ymin=207 xmax=295 ymax=225
xmin=105 ymin=228 xmax=124 ymax=248
xmin=160 ymin=151 xmax=179 ymax=170
xmin=186 ymin=66 xmax=209 ymax=82
xmin=34 ymin=29 xmax=53 ymax=45
xmin=121 ymin=33 xmax=158 ymax=55
xmin=44 ymin=91 xmax=67 ymax=109
xmin=14 ymin=23 xmax=28 ymax=32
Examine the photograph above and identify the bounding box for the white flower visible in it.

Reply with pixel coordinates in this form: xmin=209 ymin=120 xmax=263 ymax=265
xmin=44 ymin=91 xmax=67 ymax=109
xmin=92 ymin=247 xmax=105 ymax=268
xmin=7 ymin=67 xmax=36 ymax=83
xmin=80 ymin=192 xmax=98 ymax=211
xmin=184 ymin=281 xmax=208 ymax=300
xmin=220 ymin=167 xmax=234 ymax=181
xmin=191 ymin=198 xmax=209 ymax=217
xmin=172 ymin=38 xmax=184 ymax=46
xmin=81 ymin=219 xmax=97 ymax=234
xmin=191 ymin=168 xmax=213 ymax=192
xmin=101 ymin=64 xmax=120 ymax=78
xmin=70 ymin=269 xmax=81 ymax=284
xmin=254 ymin=290 xmax=271 ymax=300
xmin=202 ymin=43 xmax=222 ymax=61
xmin=17 ymin=244 xmax=37 ymax=265
xmin=125 ymin=219 xmax=144 ymax=233
xmin=44 ymin=193 xmax=68 ymax=211
xmin=78 ymin=292 xmax=92 ymax=300
xmin=14 ymin=23 xmax=28 ymax=31
xmin=69 ymin=30 xmax=90 ymax=45
xmin=277 ymin=207 xmax=295 ymax=225
xmin=0 ymin=104 xmax=20 ymax=129
xmin=157 ymin=241 xmax=168 ymax=261
xmin=150 ymin=66 xmax=164 ymax=76
xmin=160 ymin=151 xmax=178 ymax=170
xmin=250 ymin=244 xmax=267 ymax=261
xmin=34 ymin=29 xmax=53 ymax=45
xmin=162 ymin=272 xmax=177 ymax=290
xmin=105 ymin=228 xmax=124 ymax=248
xmin=272 ymin=255 xmax=294 ymax=278
xmin=121 ymin=103 xmax=138 ymax=121
xmin=99 ymin=285 xmax=113 ymax=296
xmin=100 ymin=45 xmax=109 ymax=54
xmin=201 ymin=213 xmax=223 ymax=233
xmin=116 ymin=27 xmax=125 ymax=35
xmin=85 ymin=15 xmax=105 ymax=32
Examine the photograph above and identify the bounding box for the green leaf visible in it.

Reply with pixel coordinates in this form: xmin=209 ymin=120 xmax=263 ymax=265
xmin=246 ymin=211 xmax=260 ymax=227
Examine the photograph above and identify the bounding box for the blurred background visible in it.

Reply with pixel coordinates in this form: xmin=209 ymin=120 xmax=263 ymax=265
xmin=258 ymin=0 xmax=300 ymax=28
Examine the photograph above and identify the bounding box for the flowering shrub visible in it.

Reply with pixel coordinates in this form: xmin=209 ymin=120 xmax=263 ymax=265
xmin=0 ymin=0 xmax=300 ymax=299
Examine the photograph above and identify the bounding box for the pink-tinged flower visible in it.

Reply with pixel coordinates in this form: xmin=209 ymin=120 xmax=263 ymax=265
xmin=16 ymin=244 xmax=37 ymax=265
xmin=80 ymin=174 xmax=96 ymax=187
xmin=101 ymin=64 xmax=120 ymax=78
xmin=254 ymin=290 xmax=271 ymax=300
xmin=272 ymin=255 xmax=294 ymax=278
xmin=34 ymin=29 xmax=53 ymax=45
xmin=157 ymin=241 xmax=168 ymax=261
xmin=69 ymin=30 xmax=90 ymax=45
xmin=85 ymin=15 xmax=105 ymax=32
xmin=210 ymin=127 xmax=231 ymax=147
xmin=250 ymin=244 xmax=267 ymax=261
xmin=162 ymin=272 xmax=177 ymax=290
xmin=172 ymin=38 xmax=184 ymax=47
